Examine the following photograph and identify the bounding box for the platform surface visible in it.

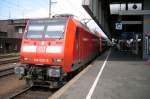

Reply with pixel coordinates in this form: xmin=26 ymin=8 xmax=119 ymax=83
xmin=50 ymin=49 xmax=150 ymax=99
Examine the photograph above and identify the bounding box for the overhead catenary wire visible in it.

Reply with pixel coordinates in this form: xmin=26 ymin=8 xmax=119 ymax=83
xmin=0 ymin=0 xmax=31 ymax=19
xmin=3 ymin=0 xmax=48 ymax=11
xmin=1 ymin=0 xmax=31 ymax=11
xmin=1 ymin=0 xmax=50 ymax=19
xmin=1 ymin=0 xmax=90 ymax=20
xmin=67 ymin=0 xmax=90 ymax=20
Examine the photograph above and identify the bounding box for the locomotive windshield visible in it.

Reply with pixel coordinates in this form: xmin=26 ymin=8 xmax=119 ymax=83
xmin=45 ymin=25 xmax=65 ymax=39
xmin=26 ymin=19 xmax=67 ymax=39
xmin=27 ymin=25 xmax=44 ymax=38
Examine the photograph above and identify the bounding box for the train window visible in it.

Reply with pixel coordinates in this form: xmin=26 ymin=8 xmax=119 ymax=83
xmin=27 ymin=31 xmax=43 ymax=39
xmin=28 ymin=26 xmax=44 ymax=31
xmin=47 ymin=25 xmax=64 ymax=31
xmin=45 ymin=25 xmax=65 ymax=39
xmin=27 ymin=25 xmax=44 ymax=39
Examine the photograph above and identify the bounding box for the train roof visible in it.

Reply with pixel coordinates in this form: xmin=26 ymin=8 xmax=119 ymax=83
xmin=71 ymin=18 xmax=100 ymax=38
xmin=72 ymin=18 xmax=90 ymax=32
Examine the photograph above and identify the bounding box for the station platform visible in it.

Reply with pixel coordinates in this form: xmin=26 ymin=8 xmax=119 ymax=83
xmin=50 ymin=49 xmax=150 ymax=99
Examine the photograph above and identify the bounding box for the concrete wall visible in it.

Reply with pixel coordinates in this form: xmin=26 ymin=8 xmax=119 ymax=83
xmin=143 ymin=0 xmax=150 ymax=59
xmin=82 ymin=0 xmax=110 ymax=38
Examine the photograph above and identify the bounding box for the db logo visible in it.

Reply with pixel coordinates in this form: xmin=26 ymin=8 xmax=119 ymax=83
xmin=37 ymin=46 xmax=45 ymax=53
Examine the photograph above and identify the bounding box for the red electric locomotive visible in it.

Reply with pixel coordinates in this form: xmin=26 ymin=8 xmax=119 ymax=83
xmin=15 ymin=15 xmax=100 ymax=88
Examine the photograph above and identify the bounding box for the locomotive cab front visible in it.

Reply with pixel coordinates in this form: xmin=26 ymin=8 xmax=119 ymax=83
xmin=15 ymin=18 xmax=67 ymax=88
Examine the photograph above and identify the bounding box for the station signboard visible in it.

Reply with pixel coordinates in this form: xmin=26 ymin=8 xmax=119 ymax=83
xmin=115 ymin=23 xmax=122 ymax=30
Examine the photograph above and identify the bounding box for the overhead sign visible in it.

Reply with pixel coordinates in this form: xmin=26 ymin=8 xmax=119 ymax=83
xmin=115 ymin=23 xmax=122 ymax=30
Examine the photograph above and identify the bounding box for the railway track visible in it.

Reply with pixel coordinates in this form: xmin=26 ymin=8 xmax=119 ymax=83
xmin=0 ymin=57 xmax=19 ymax=65
xmin=8 ymin=86 xmax=54 ymax=99
xmin=0 ymin=55 xmax=18 ymax=59
xmin=0 ymin=53 xmax=19 ymax=59
xmin=8 ymin=87 xmax=32 ymax=99
xmin=3 ymin=59 xmax=94 ymax=99
xmin=0 ymin=67 xmax=14 ymax=77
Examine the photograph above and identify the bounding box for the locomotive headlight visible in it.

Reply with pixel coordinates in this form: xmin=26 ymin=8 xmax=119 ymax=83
xmin=24 ymin=57 xmax=29 ymax=61
xmin=47 ymin=67 xmax=61 ymax=77
xmin=22 ymin=57 xmax=30 ymax=62
xmin=52 ymin=58 xmax=63 ymax=63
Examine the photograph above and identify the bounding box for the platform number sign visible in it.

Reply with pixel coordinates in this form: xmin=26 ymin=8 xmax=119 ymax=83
xmin=115 ymin=23 xmax=122 ymax=30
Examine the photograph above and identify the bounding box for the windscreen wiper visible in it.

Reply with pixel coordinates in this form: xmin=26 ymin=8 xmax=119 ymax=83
xmin=59 ymin=32 xmax=64 ymax=40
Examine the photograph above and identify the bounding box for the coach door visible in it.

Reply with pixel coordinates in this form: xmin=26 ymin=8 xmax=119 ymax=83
xmin=76 ymin=28 xmax=80 ymax=64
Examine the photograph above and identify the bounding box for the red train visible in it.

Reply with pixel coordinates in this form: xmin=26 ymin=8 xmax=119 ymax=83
xmin=15 ymin=15 xmax=101 ymax=88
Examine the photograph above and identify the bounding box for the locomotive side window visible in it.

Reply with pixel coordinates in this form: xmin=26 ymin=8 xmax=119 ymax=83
xmin=45 ymin=25 xmax=65 ymax=39
xmin=27 ymin=25 xmax=44 ymax=39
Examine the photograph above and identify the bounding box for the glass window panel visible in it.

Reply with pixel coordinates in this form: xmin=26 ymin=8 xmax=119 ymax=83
xmin=26 ymin=31 xmax=43 ymax=39
xmin=28 ymin=26 xmax=44 ymax=31
xmin=47 ymin=25 xmax=64 ymax=31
